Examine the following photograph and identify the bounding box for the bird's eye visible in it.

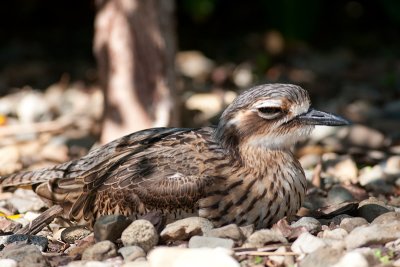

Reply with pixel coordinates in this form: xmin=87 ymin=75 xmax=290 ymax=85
xmin=257 ymin=106 xmax=283 ymax=119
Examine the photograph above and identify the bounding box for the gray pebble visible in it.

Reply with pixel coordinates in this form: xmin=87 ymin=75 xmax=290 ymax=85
xmin=82 ymin=240 xmax=118 ymax=261
xmin=188 ymin=236 xmax=234 ymax=249
xmin=94 ymin=215 xmax=132 ymax=242
xmin=121 ymin=220 xmax=158 ymax=252
xmin=118 ymin=246 xmax=146 ymax=262
xmin=61 ymin=226 xmax=92 ymax=244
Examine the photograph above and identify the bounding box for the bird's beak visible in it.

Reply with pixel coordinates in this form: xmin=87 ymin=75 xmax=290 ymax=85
xmin=297 ymin=108 xmax=350 ymax=126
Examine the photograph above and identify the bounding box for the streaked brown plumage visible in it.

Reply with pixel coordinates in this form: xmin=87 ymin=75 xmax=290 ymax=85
xmin=0 ymin=84 xmax=349 ymax=229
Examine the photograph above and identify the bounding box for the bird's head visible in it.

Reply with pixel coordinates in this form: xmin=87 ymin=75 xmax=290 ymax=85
xmin=215 ymin=84 xmax=349 ymax=152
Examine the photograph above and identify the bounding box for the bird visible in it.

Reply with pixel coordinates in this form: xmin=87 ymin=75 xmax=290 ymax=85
xmin=0 ymin=84 xmax=349 ymax=229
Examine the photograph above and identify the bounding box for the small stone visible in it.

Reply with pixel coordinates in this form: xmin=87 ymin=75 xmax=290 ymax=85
xmin=122 ymin=262 xmax=151 ymax=267
xmin=94 ymin=215 xmax=132 ymax=242
xmin=345 ymin=221 xmax=400 ymax=249
xmin=339 ymin=217 xmax=368 ymax=233
xmin=332 ymin=251 xmax=369 ymax=267
xmin=1 ymin=234 xmax=48 ymax=251
xmin=0 ymin=217 xmax=22 ymax=233
xmin=160 ymin=217 xmax=213 ymax=242
xmin=371 ymin=211 xmax=400 ymax=225
xmin=121 ymin=220 xmax=158 ymax=252
xmin=1 ymin=244 xmax=49 ymax=267
xmin=0 ymin=259 xmax=18 ymax=267
xmin=323 ymin=155 xmax=358 ymax=183
xmin=321 ymin=228 xmax=348 ymax=240
xmin=66 ymin=261 xmax=114 ymax=267
xmin=291 ymin=217 xmax=321 ymax=234
xmin=118 ymin=246 xmax=146 ymax=262
xmin=61 ymin=226 xmax=92 ymax=244
xmin=357 ymin=204 xmax=390 ymax=223
xmin=291 ymin=232 xmax=326 ymax=254
xmin=326 ymin=185 xmax=355 ymax=205
xmin=148 ymin=247 xmax=239 ymax=267
xmin=188 ymin=236 xmax=234 ymax=249
xmin=82 ymin=240 xmax=117 ymax=261
xmin=299 ymin=153 xmax=321 ymax=169
xmin=8 ymin=189 xmax=46 ymax=213
xmin=204 ymin=224 xmax=244 ymax=243
xmin=244 ymin=229 xmax=287 ymax=248
xmin=341 ymin=125 xmax=387 ymax=149
xmin=239 ymin=224 xmax=254 ymax=239
xmin=299 ymin=247 xmax=343 ymax=267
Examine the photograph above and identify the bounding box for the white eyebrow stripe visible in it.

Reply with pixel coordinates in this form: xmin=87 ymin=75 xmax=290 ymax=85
xmin=254 ymin=99 xmax=283 ymax=108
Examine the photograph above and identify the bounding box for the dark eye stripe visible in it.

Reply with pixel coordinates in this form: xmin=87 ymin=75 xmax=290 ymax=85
xmin=258 ymin=107 xmax=282 ymax=114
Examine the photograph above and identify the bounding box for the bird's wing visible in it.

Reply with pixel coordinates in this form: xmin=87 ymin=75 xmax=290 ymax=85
xmin=60 ymin=127 xmax=228 ymax=219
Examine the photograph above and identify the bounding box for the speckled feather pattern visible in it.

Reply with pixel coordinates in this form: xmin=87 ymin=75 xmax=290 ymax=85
xmin=0 ymin=84 xmax=312 ymax=228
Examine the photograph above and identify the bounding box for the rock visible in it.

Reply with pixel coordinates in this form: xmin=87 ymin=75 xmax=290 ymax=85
xmin=299 ymin=247 xmax=344 ymax=267
xmin=0 ymin=217 xmax=22 ymax=233
xmin=371 ymin=211 xmax=400 ymax=225
xmin=121 ymin=220 xmax=158 ymax=252
xmin=1 ymin=244 xmax=49 ymax=267
xmin=148 ymin=247 xmax=239 ymax=267
xmin=94 ymin=215 xmax=132 ymax=242
xmin=339 ymin=217 xmax=368 ymax=233
xmin=160 ymin=217 xmax=213 ymax=243
xmin=122 ymin=262 xmax=151 ymax=267
xmin=0 ymin=259 xmax=18 ymax=267
xmin=188 ymin=236 xmax=234 ymax=249
xmin=66 ymin=261 xmax=114 ymax=267
xmin=329 ymin=214 xmax=353 ymax=226
xmin=269 ymin=246 xmax=295 ymax=266
xmin=204 ymin=224 xmax=244 ymax=243
xmin=345 ymin=221 xmax=400 ymax=249
xmin=357 ymin=204 xmax=390 ymax=223
xmin=291 ymin=232 xmax=326 ymax=254
xmin=359 ymin=165 xmax=395 ymax=194
xmin=118 ymin=246 xmax=146 ymax=262
xmin=332 ymin=251 xmax=369 ymax=267
xmin=0 ymin=234 xmax=48 ymax=251
xmin=299 ymin=153 xmax=321 ymax=169
xmin=321 ymin=228 xmax=348 ymax=240
xmin=384 ymin=155 xmax=400 ymax=176
xmin=239 ymin=224 xmax=254 ymax=239
xmin=243 ymin=229 xmax=287 ymax=248
xmin=323 ymin=155 xmax=358 ymax=183
xmin=8 ymin=189 xmax=46 ymax=213
xmin=291 ymin=217 xmax=321 ymax=234
xmin=340 ymin=125 xmax=388 ymax=149
xmin=61 ymin=226 xmax=92 ymax=244
xmin=82 ymin=240 xmax=118 ymax=261
xmin=326 ymin=185 xmax=355 ymax=205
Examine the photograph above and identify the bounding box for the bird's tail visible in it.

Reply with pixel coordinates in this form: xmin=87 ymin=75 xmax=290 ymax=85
xmin=0 ymin=163 xmax=70 ymax=187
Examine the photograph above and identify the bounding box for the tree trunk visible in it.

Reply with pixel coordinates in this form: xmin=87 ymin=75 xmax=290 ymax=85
xmin=94 ymin=0 xmax=176 ymax=144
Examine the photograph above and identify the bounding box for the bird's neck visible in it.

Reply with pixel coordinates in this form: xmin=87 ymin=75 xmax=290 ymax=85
xmin=238 ymin=144 xmax=295 ymax=169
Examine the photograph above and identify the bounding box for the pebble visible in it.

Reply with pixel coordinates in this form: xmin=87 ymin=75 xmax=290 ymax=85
xmin=66 ymin=261 xmax=114 ymax=267
xmin=82 ymin=240 xmax=118 ymax=261
xmin=291 ymin=232 xmax=326 ymax=254
xmin=340 ymin=125 xmax=387 ymax=149
xmin=118 ymin=246 xmax=146 ymax=262
xmin=339 ymin=217 xmax=368 ymax=233
xmin=345 ymin=221 xmax=400 ymax=249
xmin=326 ymin=185 xmax=355 ymax=205
xmin=371 ymin=211 xmax=400 ymax=225
xmin=204 ymin=224 xmax=244 ymax=243
xmin=0 ymin=217 xmax=22 ymax=233
xmin=61 ymin=226 xmax=92 ymax=244
xmin=331 ymin=251 xmax=369 ymax=267
xmin=291 ymin=217 xmax=321 ymax=234
xmin=323 ymin=155 xmax=358 ymax=183
xmin=243 ymin=229 xmax=287 ymax=248
xmin=160 ymin=217 xmax=213 ymax=243
xmin=321 ymin=228 xmax=348 ymax=240
xmin=1 ymin=244 xmax=49 ymax=267
xmin=147 ymin=247 xmax=239 ymax=267
xmin=0 ymin=259 xmax=18 ymax=267
xmin=121 ymin=219 xmax=158 ymax=252
xmin=357 ymin=203 xmax=390 ymax=222
xmin=188 ymin=236 xmax=234 ymax=249
xmin=94 ymin=215 xmax=132 ymax=242
xmin=299 ymin=247 xmax=343 ymax=267
xmin=0 ymin=234 xmax=48 ymax=251
xmin=8 ymin=189 xmax=46 ymax=213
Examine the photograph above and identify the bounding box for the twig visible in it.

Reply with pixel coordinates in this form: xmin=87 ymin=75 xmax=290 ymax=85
xmin=16 ymin=205 xmax=64 ymax=235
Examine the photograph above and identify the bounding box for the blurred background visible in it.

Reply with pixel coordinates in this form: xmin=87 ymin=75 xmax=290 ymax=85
xmin=0 ymin=0 xmax=399 ymax=175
